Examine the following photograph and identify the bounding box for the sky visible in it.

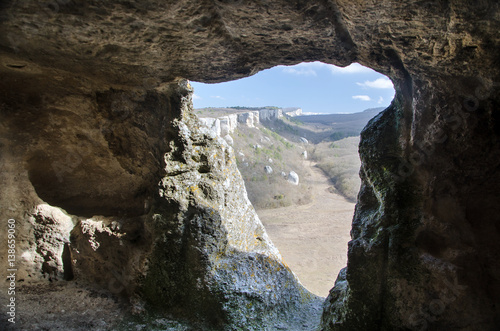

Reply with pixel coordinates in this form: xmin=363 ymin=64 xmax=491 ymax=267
xmin=190 ymin=62 xmax=395 ymax=114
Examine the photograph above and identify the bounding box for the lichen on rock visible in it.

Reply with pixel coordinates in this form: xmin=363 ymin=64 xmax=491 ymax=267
xmin=142 ymin=81 xmax=320 ymax=328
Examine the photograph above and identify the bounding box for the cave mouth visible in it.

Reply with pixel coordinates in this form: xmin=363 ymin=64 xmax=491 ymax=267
xmin=190 ymin=62 xmax=394 ymax=297
xmin=2 ymin=1 xmax=499 ymax=329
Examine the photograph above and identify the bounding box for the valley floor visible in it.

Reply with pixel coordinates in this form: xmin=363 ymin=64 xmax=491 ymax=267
xmin=257 ymin=161 xmax=355 ymax=297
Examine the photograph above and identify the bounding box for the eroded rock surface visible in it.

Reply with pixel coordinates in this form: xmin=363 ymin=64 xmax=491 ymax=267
xmin=142 ymin=83 xmax=318 ymax=327
xmin=0 ymin=61 xmax=319 ymax=329
xmin=1 ymin=0 xmax=500 ymax=330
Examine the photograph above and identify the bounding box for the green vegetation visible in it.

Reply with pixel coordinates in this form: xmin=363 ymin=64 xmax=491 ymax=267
xmin=258 ymin=107 xmax=384 ymax=144
xmin=260 ymin=127 xmax=295 ymax=149
xmin=288 ymin=117 xmax=304 ymax=125
xmin=329 ymin=131 xmax=359 ymax=141
xmin=231 ymin=106 xmax=280 ymax=110
xmin=309 ymin=137 xmax=361 ymax=202
xmin=194 ymin=106 xmax=282 ymax=118
xmin=234 ymin=124 xmax=361 ymax=208
xmin=232 ymin=125 xmax=311 ymax=209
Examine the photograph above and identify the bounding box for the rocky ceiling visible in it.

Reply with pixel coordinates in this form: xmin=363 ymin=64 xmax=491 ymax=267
xmin=1 ymin=0 xmax=499 ymax=330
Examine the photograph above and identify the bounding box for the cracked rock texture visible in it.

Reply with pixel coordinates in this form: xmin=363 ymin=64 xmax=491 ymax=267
xmin=1 ymin=0 xmax=500 ymax=330
xmin=0 ymin=61 xmax=318 ymax=329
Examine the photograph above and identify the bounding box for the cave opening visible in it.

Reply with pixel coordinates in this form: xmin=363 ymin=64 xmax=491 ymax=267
xmin=190 ymin=62 xmax=395 ymax=297
xmin=2 ymin=1 xmax=499 ymax=329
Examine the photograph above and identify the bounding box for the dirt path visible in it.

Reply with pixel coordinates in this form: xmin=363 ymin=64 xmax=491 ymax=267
xmin=257 ymin=161 xmax=355 ymax=298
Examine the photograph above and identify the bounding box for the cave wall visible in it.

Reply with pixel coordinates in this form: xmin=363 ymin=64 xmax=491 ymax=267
xmin=1 ymin=0 xmax=500 ymax=329
xmin=0 ymin=58 xmax=318 ymax=328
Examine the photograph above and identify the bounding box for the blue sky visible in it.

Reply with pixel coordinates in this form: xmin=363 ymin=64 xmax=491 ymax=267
xmin=191 ymin=62 xmax=395 ymax=114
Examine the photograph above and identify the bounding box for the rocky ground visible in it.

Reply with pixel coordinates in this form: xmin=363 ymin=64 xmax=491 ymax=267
xmin=0 ymin=281 xmax=126 ymax=331
xmin=258 ymin=161 xmax=355 ymax=298
xmin=0 ymin=280 xmax=323 ymax=330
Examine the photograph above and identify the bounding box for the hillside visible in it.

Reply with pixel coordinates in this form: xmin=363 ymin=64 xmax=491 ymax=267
xmin=308 ymin=137 xmax=361 ymax=202
xmin=232 ymin=124 xmax=314 ymax=209
xmin=295 ymin=107 xmax=384 ymax=127
xmin=259 ymin=107 xmax=384 ymax=144
xmin=195 ymin=106 xmax=280 ymax=118
xmin=194 ymin=106 xmax=382 ymax=207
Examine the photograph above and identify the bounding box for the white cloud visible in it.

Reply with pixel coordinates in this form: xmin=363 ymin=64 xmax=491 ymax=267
xmin=377 ymin=96 xmax=384 ymax=104
xmin=352 ymin=95 xmax=371 ymax=101
xmin=279 ymin=61 xmax=374 ymax=76
xmin=357 ymin=77 xmax=393 ymax=89
xmin=192 ymin=93 xmax=201 ymax=100
xmin=211 ymin=95 xmax=225 ymax=99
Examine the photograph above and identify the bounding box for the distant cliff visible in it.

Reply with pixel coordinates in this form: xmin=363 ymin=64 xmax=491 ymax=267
xmin=197 ymin=107 xmax=284 ymax=137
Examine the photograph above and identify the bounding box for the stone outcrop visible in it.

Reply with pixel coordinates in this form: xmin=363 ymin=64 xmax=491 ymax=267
xmin=284 ymin=107 xmax=303 ymax=117
xmin=287 ymin=171 xmax=300 ymax=185
xmin=201 ymin=108 xmax=279 ymax=135
xmin=220 ymin=114 xmax=238 ymax=136
xmin=222 ymin=134 xmax=233 ymax=145
xmin=198 ymin=117 xmax=221 ymax=137
xmin=199 ymin=114 xmax=236 ymax=146
xmin=200 ymin=114 xmax=238 ymax=137
xmin=252 ymin=111 xmax=260 ymax=125
xmin=28 ymin=204 xmax=74 ymax=282
xmin=237 ymin=111 xmax=260 ymax=127
xmin=1 ymin=1 xmax=499 ymax=330
xmin=259 ymin=108 xmax=283 ymax=121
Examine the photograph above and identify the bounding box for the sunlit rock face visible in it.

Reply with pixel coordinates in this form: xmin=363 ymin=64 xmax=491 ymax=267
xmin=1 ymin=0 xmax=499 ymax=329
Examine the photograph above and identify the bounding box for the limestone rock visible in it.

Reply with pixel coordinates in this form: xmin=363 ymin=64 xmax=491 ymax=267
xmin=29 ymin=204 xmax=74 ymax=281
xmin=144 ymin=83 xmax=317 ymax=327
xmin=300 ymin=137 xmax=309 ymax=144
xmin=284 ymin=108 xmax=303 ymax=117
xmin=223 ymin=134 xmax=234 ymax=145
xmin=287 ymin=171 xmax=299 ymax=185
xmin=259 ymin=108 xmax=283 ymax=121
xmin=264 ymin=166 xmax=273 ymax=174
xmin=252 ymin=111 xmax=260 ymax=125
xmin=70 ymin=215 xmax=149 ymax=297
xmin=237 ymin=112 xmax=255 ymax=127
xmin=220 ymin=114 xmax=238 ymax=136
xmin=199 ymin=117 xmax=221 ymax=136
